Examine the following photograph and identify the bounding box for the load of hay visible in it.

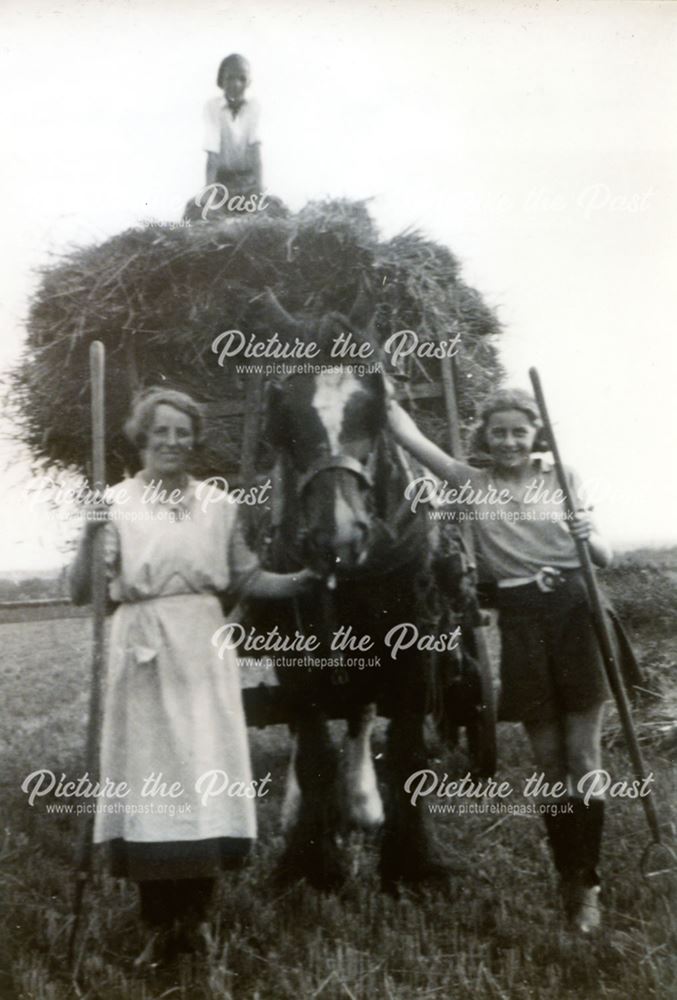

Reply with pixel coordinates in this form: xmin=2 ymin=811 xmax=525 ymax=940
xmin=8 ymin=199 xmax=502 ymax=484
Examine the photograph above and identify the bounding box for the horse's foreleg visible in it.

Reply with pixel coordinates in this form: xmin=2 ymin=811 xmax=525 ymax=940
xmin=277 ymin=711 xmax=347 ymax=890
xmin=379 ymin=704 xmax=447 ymax=890
xmin=342 ymin=703 xmax=384 ymax=830
xmin=280 ymin=736 xmax=301 ymax=834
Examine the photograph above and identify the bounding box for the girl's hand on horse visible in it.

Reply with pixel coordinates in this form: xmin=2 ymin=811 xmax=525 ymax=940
xmin=568 ymin=509 xmax=594 ymax=542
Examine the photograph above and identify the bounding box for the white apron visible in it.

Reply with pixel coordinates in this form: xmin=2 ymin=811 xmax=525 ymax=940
xmin=93 ymin=475 xmax=258 ymax=846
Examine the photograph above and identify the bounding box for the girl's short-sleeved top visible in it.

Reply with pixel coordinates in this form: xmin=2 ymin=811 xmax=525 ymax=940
xmin=467 ymin=456 xmax=594 ymax=580
xmin=203 ymin=96 xmax=261 ymax=174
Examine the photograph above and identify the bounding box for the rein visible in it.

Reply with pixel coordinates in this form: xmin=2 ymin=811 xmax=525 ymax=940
xmin=333 ymin=498 xmax=427 ymax=581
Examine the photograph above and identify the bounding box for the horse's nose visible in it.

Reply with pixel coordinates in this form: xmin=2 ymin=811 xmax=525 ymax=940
xmin=310 ymin=529 xmax=334 ymax=559
xmin=333 ymin=520 xmax=369 ymax=569
xmin=307 ymin=520 xmax=369 ymax=571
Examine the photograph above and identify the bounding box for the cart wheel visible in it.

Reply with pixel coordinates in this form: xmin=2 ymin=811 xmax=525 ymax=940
xmin=464 ymin=629 xmax=497 ymax=779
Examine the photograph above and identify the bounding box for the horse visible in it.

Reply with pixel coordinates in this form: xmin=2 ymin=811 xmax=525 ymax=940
xmin=242 ymin=288 xmax=480 ymax=891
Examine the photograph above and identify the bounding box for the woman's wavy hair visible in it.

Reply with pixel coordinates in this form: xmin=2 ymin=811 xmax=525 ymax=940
xmin=470 ymin=388 xmax=550 ymax=455
xmin=124 ymin=387 xmax=206 ymax=450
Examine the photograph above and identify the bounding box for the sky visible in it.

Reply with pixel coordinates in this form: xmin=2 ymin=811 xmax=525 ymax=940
xmin=0 ymin=0 xmax=675 ymax=570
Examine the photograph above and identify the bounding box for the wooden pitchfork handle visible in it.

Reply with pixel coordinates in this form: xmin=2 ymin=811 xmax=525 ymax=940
xmin=68 ymin=341 xmax=107 ymax=970
xmin=528 ymin=367 xmax=662 ymax=848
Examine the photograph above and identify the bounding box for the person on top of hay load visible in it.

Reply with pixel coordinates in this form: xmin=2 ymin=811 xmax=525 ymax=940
xmin=69 ymin=387 xmax=318 ymax=965
xmin=204 ymin=53 xmax=262 ymax=198
xmin=388 ymin=387 xmax=640 ymax=935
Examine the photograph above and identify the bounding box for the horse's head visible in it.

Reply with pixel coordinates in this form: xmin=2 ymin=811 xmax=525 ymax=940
xmin=263 ymin=289 xmax=390 ymax=577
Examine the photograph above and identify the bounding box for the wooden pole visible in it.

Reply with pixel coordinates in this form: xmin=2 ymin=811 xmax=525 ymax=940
xmin=529 ymin=367 xmax=661 ymax=845
xmin=239 ymin=371 xmax=264 ymax=482
xmin=68 ymin=341 xmax=107 ymax=969
xmin=440 ymin=354 xmax=496 ymax=777
xmin=440 ymin=353 xmax=464 ymax=458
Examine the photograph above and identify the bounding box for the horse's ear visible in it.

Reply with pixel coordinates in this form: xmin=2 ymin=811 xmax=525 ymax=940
xmin=348 ymin=281 xmax=374 ymax=331
xmin=264 ymin=381 xmax=287 ymax=447
xmin=374 ymin=368 xmax=389 ymax=411
xmin=261 ymin=288 xmax=306 ymax=343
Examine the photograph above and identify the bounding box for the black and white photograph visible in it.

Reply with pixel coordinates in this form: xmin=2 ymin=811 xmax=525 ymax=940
xmin=1 ymin=1 xmax=675 ymax=997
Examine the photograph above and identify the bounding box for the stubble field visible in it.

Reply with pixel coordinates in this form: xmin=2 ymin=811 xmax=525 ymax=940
xmin=0 ymin=553 xmax=675 ymax=1000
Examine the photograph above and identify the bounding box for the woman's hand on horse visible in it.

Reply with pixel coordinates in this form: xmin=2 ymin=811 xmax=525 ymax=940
xmin=293 ymin=568 xmax=324 ymax=592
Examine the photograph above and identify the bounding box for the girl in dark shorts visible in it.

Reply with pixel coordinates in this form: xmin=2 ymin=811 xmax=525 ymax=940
xmin=389 ymin=386 xmax=632 ymax=933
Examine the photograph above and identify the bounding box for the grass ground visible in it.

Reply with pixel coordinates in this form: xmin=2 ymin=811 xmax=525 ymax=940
xmin=0 ymin=552 xmax=675 ymax=999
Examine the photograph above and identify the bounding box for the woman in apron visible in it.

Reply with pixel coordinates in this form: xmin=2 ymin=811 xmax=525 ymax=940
xmin=70 ymin=387 xmax=316 ymax=962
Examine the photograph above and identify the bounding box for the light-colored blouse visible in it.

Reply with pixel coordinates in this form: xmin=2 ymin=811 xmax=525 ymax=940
xmin=466 ymin=457 xmax=594 ymax=580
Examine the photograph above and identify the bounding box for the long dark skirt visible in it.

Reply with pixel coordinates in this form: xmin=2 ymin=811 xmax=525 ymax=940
xmin=110 ymin=837 xmax=251 ymax=929
xmin=110 ymin=836 xmax=251 ymax=880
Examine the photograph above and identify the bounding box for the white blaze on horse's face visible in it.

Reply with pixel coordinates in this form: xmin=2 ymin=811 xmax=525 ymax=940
xmin=311 ymin=371 xmax=370 ymax=563
xmin=311 ymin=371 xmax=365 ymax=454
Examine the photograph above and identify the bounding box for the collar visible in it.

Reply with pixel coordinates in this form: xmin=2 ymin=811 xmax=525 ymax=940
xmin=222 ymin=97 xmax=247 ymax=115
xmin=530 ymin=452 xmax=554 ymax=473
xmin=470 ymin=451 xmax=554 ymax=472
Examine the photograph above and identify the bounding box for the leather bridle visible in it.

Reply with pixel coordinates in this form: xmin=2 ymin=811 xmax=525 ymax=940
xmin=296 ymin=453 xmax=373 ymax=497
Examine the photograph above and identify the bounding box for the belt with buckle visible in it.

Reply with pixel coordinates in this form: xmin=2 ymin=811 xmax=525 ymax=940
xmin=497 ymin=566 xmax=564 ymax=593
